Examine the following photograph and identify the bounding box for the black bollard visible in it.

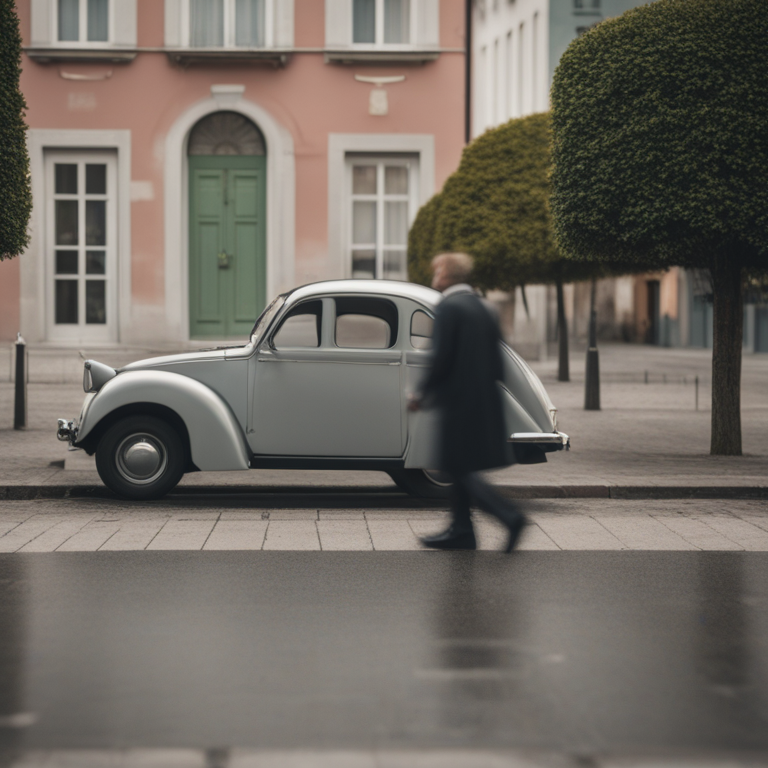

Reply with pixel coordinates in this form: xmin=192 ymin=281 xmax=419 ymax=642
xmin=584 ymin=279 xmax=600 ymax=410
xmin=14 ymin=333 xmax=26 ymax=430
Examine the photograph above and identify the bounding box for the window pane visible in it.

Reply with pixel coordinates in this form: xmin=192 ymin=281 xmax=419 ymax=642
xmin=85 ymin=164 xmax=106 ymax=194
xmin=384 ymin=166 xmax=408 ymax=195
xmin=384 ymin=201 xmax=408 ymax=245
xmin=336 ymin=315 xmax=391 ymax=349
xmin=58 ymin=0 xmax=79 ymax=41
xmin=55 ymin=280 xmax=78 ymax=324
xmin=352 ymin=201 xmax=376 ymax=244
xmin=383 ymin=249 xmax=406 ymax=280
xmin=55 ymin=164 xmax=77 ymax=194
xmin=85 ymin=250 xmax=106 ymax=275
xmin=384 ymin=0 xmax=410 ymax=43
xmin=352 ymin=249 xmax=376 ymax=279
xmin=273 ymin=315 xmax=319 ymax=348
xmin=352 ymin=165 xmax=377 ymax=195
xmin=410 ymin=310 xmax=434 ymax=349
xmin=85 ymin=201 xmax=106 ymax=245
xmin=87 ymin=0 xmax=108 ymax=41
xmin=190 ymin=0 xmax=224 ymax=46
xmin=56 ymin=251 xmax=79 ymax=275
xmin=85 ymin=280 xmax=106 ymax=324
xmin=236 ymin=0 xmax=264 ymax=46
xmin=55 ymin=200 xmax=78 ymax=245
xmin=353 ymin=0 xmax=375 ymax=43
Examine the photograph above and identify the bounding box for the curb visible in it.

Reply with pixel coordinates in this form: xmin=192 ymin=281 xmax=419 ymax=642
xmin=1 ymin=485 xmax=767 ymax=505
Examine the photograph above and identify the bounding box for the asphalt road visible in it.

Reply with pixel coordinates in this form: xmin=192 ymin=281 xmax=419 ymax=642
xmin=1 ymin=551 xmax=767 ymax=762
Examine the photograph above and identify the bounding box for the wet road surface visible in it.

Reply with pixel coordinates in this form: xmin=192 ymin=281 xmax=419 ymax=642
xmin=0 ymin=551 xmax=767 ymax=762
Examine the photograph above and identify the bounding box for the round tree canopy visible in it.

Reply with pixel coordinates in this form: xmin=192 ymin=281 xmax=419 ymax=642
xmin=408 ymin=113 xmax=604 ymax=290
xmin=550 ymin=0 xmax=768 ymax=271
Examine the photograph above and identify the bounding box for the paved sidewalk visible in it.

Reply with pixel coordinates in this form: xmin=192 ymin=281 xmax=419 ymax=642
xmin=1 ymin=499 xmax=766 ymax=552
xmin=0 ymin=344 xmax=767 ymax=496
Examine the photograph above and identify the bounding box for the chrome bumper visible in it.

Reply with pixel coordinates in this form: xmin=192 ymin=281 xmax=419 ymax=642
xmin=508 ymin=431 xmax=570 ymax=451
xmin=57 ymin=418 xmax=78 ymax=444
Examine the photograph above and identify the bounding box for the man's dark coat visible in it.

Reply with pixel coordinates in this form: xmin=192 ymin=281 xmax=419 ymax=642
xmin=419 ymin=288 xmax=512 ymax=474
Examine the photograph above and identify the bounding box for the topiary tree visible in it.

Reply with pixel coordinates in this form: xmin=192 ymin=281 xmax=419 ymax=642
xmin=408 ymin=112 xmax=602 ymax=381
xmin=551 ymin=0 xmax=768 ymax=455
xmin=0 ymin=0 xmax=31 ymax=261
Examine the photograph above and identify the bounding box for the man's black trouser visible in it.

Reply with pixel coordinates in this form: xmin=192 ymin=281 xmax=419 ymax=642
xmin=449 ymin=471 xmax=523 ymax=532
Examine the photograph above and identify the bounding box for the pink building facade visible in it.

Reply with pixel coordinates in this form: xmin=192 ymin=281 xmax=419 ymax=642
xmin=3 ymin=0 xmax=466 ymax=345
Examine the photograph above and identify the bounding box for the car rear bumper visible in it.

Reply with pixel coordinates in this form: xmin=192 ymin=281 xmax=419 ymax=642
xmin=508 ymin=431 xmax=570 ymax=451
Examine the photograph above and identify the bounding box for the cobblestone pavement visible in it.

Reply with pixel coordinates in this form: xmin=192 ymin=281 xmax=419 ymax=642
xmin=2 ymin=344 xmax=768 ymax=492
xmin=0 ymin=499 xmax=766 ymax=552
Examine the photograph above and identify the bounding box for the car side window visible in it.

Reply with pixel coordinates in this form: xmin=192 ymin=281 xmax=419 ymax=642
xmin=334 ymin=297 xmax=398 ymax=349
xmin=272 ymin=300 xmax=322 ymax=348
xmin=410 ymin=310 xmax=433 ymax=350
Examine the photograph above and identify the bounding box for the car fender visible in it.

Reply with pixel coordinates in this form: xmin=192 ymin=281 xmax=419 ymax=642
xmin=404 ymin=382 xmax=541 ymax=469
xmin=77 ymin=370 xmax=250 ymax=471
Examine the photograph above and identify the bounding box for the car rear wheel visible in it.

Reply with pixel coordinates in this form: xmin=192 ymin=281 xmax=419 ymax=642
xmin=388 ymin=468 xmax=453 ymax=499
xmin=95 ymin=415 xmax=186 ymax=500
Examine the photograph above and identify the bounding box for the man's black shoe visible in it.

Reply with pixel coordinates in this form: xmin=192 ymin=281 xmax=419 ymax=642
xmin=504 ymin=515 xmax=527 ymax=553
xmin=420 ymin=526 xmax=476 ymax=550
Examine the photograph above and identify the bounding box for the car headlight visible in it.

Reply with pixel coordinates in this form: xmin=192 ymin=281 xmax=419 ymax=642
xmin=83 ymin=360 xmax=117 ymax=393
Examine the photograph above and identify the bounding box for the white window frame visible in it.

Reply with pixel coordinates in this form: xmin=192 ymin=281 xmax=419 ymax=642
xmin=346 ymin=155 xmax=419 ymax=280
xmin=44 ymin=151 xmax=119 ymax=343
xmin=54 ymin=0 xmax=114 ymax=46
xmin=328 ymin=134 xmax=434 ymax=283
xmin=351 ymin=0 xmax=416 ymax=48
xmin=180 ymin=0 xmax=275 ymax=48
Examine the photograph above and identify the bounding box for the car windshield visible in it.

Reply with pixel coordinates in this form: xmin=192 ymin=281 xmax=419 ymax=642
xmin=250 ymin=295 xmax=286 ymax=346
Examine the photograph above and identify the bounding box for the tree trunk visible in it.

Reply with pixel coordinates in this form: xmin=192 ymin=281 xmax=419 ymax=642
xmin=710 ymin=256 xmax=743 ymax=455
xmin=584 ymin=277 xmax=600 ymax=410
xmin=556 ymin=279 xmax=569 ymax=382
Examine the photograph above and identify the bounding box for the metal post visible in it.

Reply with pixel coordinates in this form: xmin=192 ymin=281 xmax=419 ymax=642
xmin=584 ymin=278 xmax=600 ymax=411
xmin=14 ymin=333 xmax=26 ymax=430
xmin=695 ymin=375 xmax=699 ymax=412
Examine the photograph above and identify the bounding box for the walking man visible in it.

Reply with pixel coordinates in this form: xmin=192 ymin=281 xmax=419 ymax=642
xmin=409 ymin=252 xmax=527 ymax=552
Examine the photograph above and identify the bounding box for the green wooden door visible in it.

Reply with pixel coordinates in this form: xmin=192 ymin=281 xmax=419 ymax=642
xmin=189 ymin=155 xmax=266 ymax=338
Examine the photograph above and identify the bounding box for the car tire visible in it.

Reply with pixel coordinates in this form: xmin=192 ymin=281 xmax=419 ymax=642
xmin=95 ymin=415 xmax=186 ymax=501
xmin=388 ymin=469 xmax=453 ymax=499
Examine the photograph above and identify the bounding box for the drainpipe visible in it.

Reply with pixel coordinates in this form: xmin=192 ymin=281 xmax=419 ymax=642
xmin=465 ymin=0 xmax=472 ymax=144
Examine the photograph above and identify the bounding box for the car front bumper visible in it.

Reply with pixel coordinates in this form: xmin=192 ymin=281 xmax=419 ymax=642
xmin=57 ymin=418 xmax=78 ymax=445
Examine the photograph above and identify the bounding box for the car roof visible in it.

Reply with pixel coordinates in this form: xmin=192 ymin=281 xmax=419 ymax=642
xmin=282 ymin=279 xmax=441 ymax=310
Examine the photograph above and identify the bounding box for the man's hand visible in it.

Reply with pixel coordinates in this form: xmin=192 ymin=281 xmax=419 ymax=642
xmin=407 ymin=394 xmax=421 ymax=412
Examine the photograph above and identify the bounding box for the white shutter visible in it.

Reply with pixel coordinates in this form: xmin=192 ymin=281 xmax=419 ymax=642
xmin=414 ymin=0 xmax=439 ymax=47
xmin=164 ymin=0 xmax=183 ymax=46
xmin=30 ymin=0 xmax=54 ymax=46
xmin=274 ymin=0 xmax=294 ymax=47
xmin=113 ymin=0 xmax=137 ymax=46
xmin=325 ymin=0 xmax=352 ymax=48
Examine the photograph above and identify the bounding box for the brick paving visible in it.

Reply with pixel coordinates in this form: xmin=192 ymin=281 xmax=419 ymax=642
xmin=0 ymin=499 xmax=766 ymax=552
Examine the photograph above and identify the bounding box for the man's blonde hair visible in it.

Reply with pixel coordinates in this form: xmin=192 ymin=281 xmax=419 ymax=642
xmin=431 ymin=252 xmax=474 ymax=282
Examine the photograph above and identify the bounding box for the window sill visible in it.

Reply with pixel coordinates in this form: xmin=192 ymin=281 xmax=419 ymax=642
xmin=24 ymin=47 xmax=137 ymax=64
xmin=166 ymin=48 xmax=290 ymax=67
xmin=324 ymin=49 xmax=440 ymax=65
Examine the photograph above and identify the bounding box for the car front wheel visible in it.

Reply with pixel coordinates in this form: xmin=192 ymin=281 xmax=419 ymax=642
xmin=388 ymin=468 xmax=453 ymax=499
xmin=95 ymin=415 xmax=186 ymax=500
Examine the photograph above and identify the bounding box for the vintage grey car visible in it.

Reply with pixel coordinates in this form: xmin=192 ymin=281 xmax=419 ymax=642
xmin=57 ymin=280 xmax=569 ymax=500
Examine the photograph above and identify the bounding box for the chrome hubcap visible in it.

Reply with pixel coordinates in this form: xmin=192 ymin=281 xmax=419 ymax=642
xmin=115 ymin=433 xmax=167 ymax=485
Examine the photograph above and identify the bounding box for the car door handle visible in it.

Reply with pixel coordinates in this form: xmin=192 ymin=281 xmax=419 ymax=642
xmin=217 ymin=252 xmax=231 ymax=269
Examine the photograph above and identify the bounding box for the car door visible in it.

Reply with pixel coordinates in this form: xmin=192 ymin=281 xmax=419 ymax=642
xmin=248 ymin=295 xmax=404 ymax=457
